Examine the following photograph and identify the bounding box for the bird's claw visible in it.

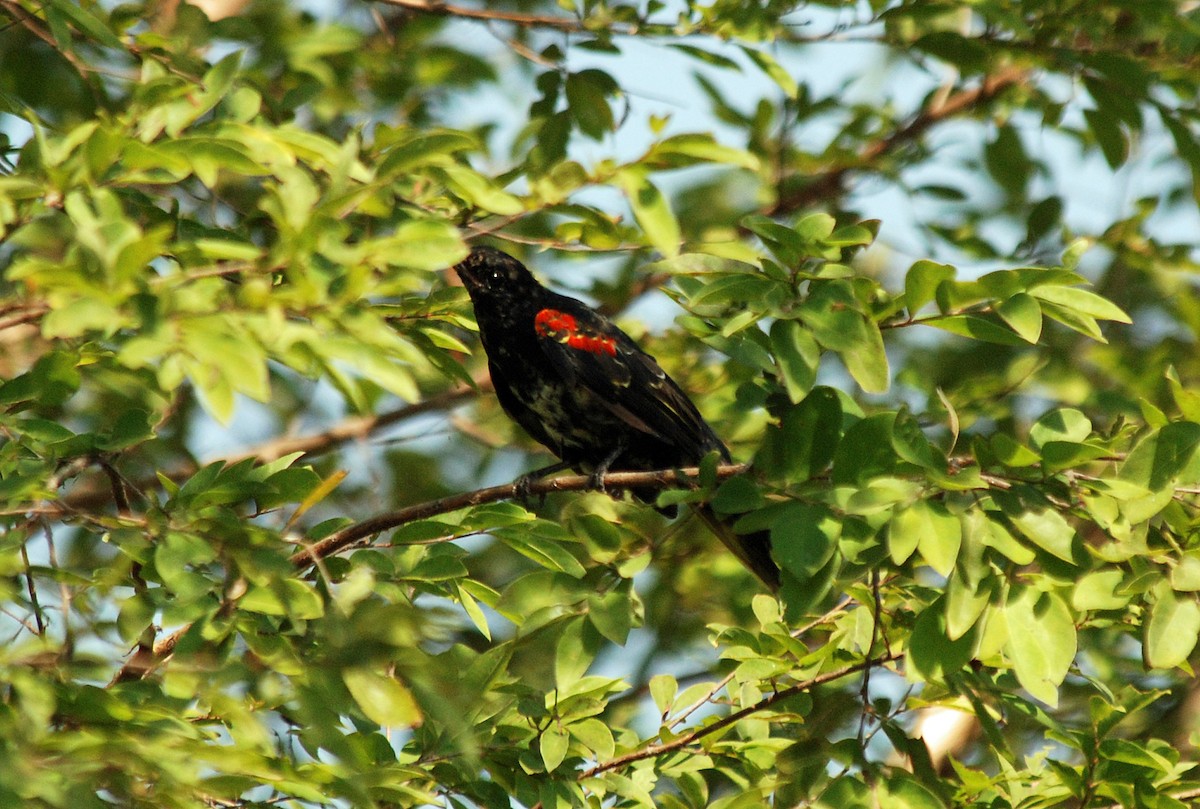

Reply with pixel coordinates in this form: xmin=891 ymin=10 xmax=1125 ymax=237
xmin=586 ymin=468 xmax=608 ymax=493
xmin=513 ymin=472 xmax=547 ymax=507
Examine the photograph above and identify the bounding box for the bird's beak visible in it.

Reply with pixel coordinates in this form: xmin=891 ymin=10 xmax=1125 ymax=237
xmin=451 ymin=253 xmax=477 ymax=290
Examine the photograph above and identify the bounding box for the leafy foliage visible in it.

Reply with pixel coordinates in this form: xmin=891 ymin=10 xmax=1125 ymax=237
xmin=1 ymin=0 xmax=1200 ymax=806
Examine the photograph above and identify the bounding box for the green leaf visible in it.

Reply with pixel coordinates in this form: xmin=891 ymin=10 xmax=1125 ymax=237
xmin=1073 ymin=569 xmax=1129 ymax=611
xmin=798 ymin=280 xmax=888 ymax=393
xmin=926 ymin=314 xmax=1030 ymax=346
xmin=996 ymin=293 xmax=1043 ymax=343
xmin=647 ymin=134 xmax=760 ymax=171
xmin=754 ymin=386 xmax=842 ymax=482
xmin=587 ymin=589 xmax=633 ymax=644
xmin=769 ymin=319 xmax=819 ymax=403
xmin=1144 ymin=585 xmax=1200 ymax=669
xmin=616 ymin=168 xmax=681 ymax=257
xmin=904 ymin=260 xmax=956 ymax=314
xmin=909 ymin=596 xmax=977 ymax=682
xmin=1030 ymin=408 xmax=1092 ymax=447
xmin=1003 ymin=587 xmax=1076 ymax=707
xmin=990 ymin=434 xmax=1041 ymax=467
xmin=995 ymin=488 xmax=1078 ymax=563
xmin=738 ymin=46 xmax=798 ymax=98
xmin=917 ymin=501 xmax=962 ymax=577
xmin=362 ymin=219 xmax=467 ymax=272
xmin=1171 ymin=554 xmax=1200 ymax=592
xmin=946 ymin=567 xmax=991 ymax=641
xmin=769 ymin=503 xmax=839 ymax=580
xmin=48 ymin=0 xmax=123 ymax=49
xmin=980 ymin=513 xmax=1036 ymax=565
xmin=1028 ymin=284 xmax=1131 ymax=323
xmin=566 ymin=69 xmax=617 ymax=139
xmin=649 ymin=674 xmax=677 ymax=717
xmin=241 ymin=580 xmax=325 ymax=620
xmin=887 ymin=499 xmax=960 ymax=575
xmin=540 ymin=726 xmax=571 ymax=772
xmin=1084 ymin=107 xmax=1129 ymax=169
xmin=437 ymin=164 xmax=525 ymax=215
xmin=1119 ymin=422 xmax=1200 ymax=491
xmin=556 ymin=617 xmax=602 ymax=685
xmin=343 ymin=668 xmax=423 ymax=728
xmin=887 ymin=502 xmax=921 ymax=565
xmin=1166 ymin=366 xmax=1200 ymax=422
xmin=569 ymin=718 xmax=615 ymax=760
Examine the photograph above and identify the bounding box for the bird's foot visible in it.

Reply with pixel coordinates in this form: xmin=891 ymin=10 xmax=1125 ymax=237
xmin=586 ymin=442 xmax=627 ymax=495
xmin=586 ymin=467 xmax=608 ymax=493
xmin=513 ymin=461 xmax=571 ymax=506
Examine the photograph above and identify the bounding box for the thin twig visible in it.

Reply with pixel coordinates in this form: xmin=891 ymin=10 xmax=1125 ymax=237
xmin=666 ymin=595 xmax=855 ymax=730
xmin=44 ymin=520 xmax=73 ymax=656
xmin=0 ymin=305 xmax=49 ymax=332
xmin=857 ymin=569 xmax=882 ymax=744
xmin=19 ymin=542 xmax=44 ymax=635
xmin=581 ymin=652 xmax=901 ymax=778
xmin=232 ymin=382 xmax=485 ymax=464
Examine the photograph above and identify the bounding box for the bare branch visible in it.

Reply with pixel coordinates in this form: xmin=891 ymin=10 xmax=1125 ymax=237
xmin=666 ymin=595 xmax=855 ymax=729
xmin=230 ymin=381 xmax=485 ymax=465
xmin=374 ymin=0 xmax=588 ymax=32
xmin=0 ymin=0 xmax=94 ymax=78
xmin=582 ymin=651 xmax=901 ymax=778
xmin=289 ymin=463 xmax=747 ymax=568
xmin=767 ymin=64 xmax=1028 ymax=215
xmin=0 ymin=304 xmax=49 ymax=332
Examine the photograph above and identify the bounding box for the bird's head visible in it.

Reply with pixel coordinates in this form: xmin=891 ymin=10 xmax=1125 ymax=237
xmin=453 ymin=246 xmax=542 ymax=309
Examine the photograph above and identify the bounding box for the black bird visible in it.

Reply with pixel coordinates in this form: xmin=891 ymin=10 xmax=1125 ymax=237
xmin=454 ymin=245 xmax=779 ymax=590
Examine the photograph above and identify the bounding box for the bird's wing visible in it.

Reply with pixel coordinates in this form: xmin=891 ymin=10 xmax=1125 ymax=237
xmin=531 ymin=302 xmax=727 ymax=461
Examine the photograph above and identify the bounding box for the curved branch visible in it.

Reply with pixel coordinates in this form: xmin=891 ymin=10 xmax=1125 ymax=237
xmin=375 ymin=0 xmax=588 ymax=32
xmin=67 ymin=381 xmax=485 ymax=509
xmin=767 ymin=64 xmax=1028 ymax=215
xmin=289 ymin=463 xmax=748 ymax=567
xmin=112 ymin=463 xmax=748 ymax=683
xmin=231 ymin=381 xmax=485 ymax=464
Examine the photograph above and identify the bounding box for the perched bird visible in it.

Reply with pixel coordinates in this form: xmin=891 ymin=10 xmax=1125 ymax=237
xmin=454 ymin=245 xmax=779 ymax=590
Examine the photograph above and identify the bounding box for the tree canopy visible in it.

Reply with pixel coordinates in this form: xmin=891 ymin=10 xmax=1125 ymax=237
xmin=2 ymin=0 xmax=1200 ymax=806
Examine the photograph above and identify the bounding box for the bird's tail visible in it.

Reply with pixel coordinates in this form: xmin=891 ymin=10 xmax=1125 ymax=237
xmin=692 ymin=505 xmax=780 ymax=591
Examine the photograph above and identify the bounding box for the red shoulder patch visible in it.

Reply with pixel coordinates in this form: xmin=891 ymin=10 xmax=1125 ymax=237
xmin=535 ymin=308 xmax=617 ymax=357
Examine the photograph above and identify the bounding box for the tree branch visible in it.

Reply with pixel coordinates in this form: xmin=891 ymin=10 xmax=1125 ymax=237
xmin=65 ymin=381 xmax=486 ymax=510
xmin=374 ymin=0 xmax=588 ymax=32
xmin=766 ymin=64 xmax=1028 ymax=215
xmin=0 ymin=0 xmax=94 ymax=78
xmin=581 ymin=651 xmax=901 ymax=778
xmin=230 ymin=381 xmax=485 ymax=465
xmin=112 ymin=463 xmax=748 ymax=683
xmin=289 ymin=463 xmax=747 ymax=568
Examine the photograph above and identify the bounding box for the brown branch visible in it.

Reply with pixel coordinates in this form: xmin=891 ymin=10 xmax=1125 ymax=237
xmin=0 ymin=304 xmax=49 ymax=332
xmin=374 ymin=0 xmax=588 ymax=32
xmin=665 ymin=595 xmax=855 ymax=729
xmin=289 ymin=463 xmax=747 ymax=568
xmin=230 ymin=381 xmax=485 ymax=465
xmin=767 ymin=64 xmax=1029 ymax=215
xmin=0 ymin=1 xmax=81 ymax=67
xmin=112 ymin=463 xmax=747 ymax=683
xmin=581 ymin=651 xmax=901 ymax=778
xmin=67 ymin=382 xmax=486 ymax=509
